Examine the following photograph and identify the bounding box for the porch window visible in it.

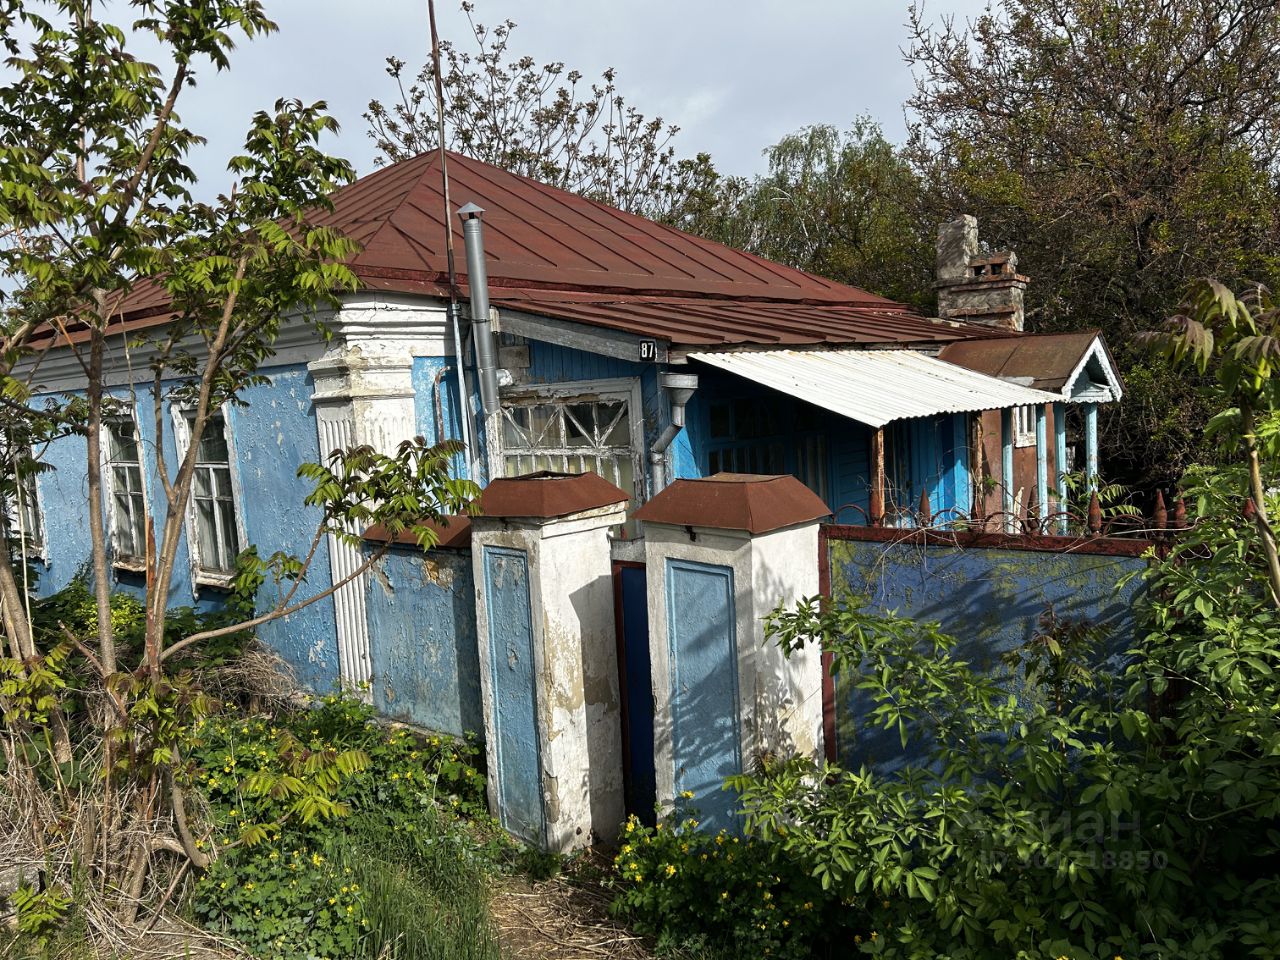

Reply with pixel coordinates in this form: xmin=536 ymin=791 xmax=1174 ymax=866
xmin=499 ymin=386 xmax=641 ymax=501
xmin=705 ymin=397 xmax=829 ymax=502
xmin=105 ymin=418 xmax=148 ymax=566
xmin=1013 ymin=405 xmax=1036 ymax=447
xmin=177 ymin=410 xmax=242 ymax=582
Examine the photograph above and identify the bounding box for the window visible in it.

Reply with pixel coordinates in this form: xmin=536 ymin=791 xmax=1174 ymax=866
xmin=498 ymin=384 xmax=641 ymax=501
xmin=183 ymin=411 xmax=241 ymax=580
xmin=705 ymin=396 xmax=829 ymax=501
xmin=3 ymin=454 xmax=44 ymax=555
xmin=1013 ymin=405 xmax=1036 ymax=447
xmin=105 ymin=418 xmax=148 ymax=566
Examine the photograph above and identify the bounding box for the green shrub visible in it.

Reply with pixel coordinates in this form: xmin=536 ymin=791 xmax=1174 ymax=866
xmin=187 ymin=693 xmax=496 ymax=960
xmin=611 ymin=808 xmax=848 ymax=959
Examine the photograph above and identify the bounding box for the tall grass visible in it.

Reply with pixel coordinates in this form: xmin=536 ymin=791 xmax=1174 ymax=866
xmin=338 ymin=809 xmax=501 ymax=960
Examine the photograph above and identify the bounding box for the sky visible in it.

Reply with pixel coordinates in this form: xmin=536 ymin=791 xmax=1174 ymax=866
xmin=129 ymin=0 xmax=989 ymax=199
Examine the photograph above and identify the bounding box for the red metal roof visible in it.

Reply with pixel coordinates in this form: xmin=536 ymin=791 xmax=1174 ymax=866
xmin=51 ymin=150 xmax=1013 ymax=349
xmin=476 ymin=471 xmax=629 ymax=520
xmin=938 ymin=331 xmax=1108 ymax=392
xmin=634 ymin=473 xmax=831 ymax=534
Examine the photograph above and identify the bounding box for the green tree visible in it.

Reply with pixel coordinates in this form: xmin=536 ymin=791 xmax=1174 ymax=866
xmin=364 ymin=1 xmax=719 ymax=224
xmin=906 ymin=0 xmax=1280 ymax=487
xmin=721 ymin=280 xmax=1280 ymax=958
xmin=0 ymin=0 xmax=478 ymax=922
xmin=694 ymin=120 xmax=934 ymax=309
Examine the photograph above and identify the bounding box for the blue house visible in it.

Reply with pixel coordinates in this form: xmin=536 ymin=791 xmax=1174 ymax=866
xmin=19 ymin=150 xmax=1122 ymax=701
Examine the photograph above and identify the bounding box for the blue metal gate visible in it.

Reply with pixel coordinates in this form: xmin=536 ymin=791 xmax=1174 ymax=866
xmin=666 ymin=558 xmax=741 ymax=832
xmin=482 ymin=546 xmax=545 ymax=844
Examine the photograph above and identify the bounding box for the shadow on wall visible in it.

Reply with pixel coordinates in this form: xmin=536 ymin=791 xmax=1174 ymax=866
xmin=366 ymin=547 xmax=483 ymax=738
xmin=832 ymin=539 xmax=1148 ymax=773
xmin=566 ymin=569 xmax=625 ymax=843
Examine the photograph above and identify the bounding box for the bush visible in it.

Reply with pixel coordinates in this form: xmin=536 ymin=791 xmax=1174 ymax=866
xmin=611 ymin=807 xmax=848 ymax=959
xmin=187 ymin=693 xmax=500 ymax=960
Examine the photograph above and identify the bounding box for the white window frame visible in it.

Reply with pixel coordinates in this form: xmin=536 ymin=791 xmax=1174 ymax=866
xmin=4 ymin=449 xmax=46 ymax=561
xmin=496 ymin=377 xmax=647 ymax=506
xmin=171 ymin=404 xmax=247 ymax=590
xmin=1013 ymin=405 xmax=1036 ymax=448
xmin=101 ymin=412 xmax=150 ymax=573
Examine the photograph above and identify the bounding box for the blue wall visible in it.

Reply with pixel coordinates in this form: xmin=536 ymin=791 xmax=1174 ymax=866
xmin=524 ymin=342 xmax=664 ymax=452
xmin=29 ymin=363 xmax=341 ymax=689
xmin=365 ymin=544 xmax=482 ymax=737
xmin=827 ymin=535 xmax=1148 ymax=771
xmin=672 ymin=365 xmax=970 ymax=524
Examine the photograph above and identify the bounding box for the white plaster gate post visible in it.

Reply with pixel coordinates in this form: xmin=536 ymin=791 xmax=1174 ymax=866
xmin=634 ymin=474 xmax=829 ymax=833
xmin=470 ymin=472 xmax=629 ymax=852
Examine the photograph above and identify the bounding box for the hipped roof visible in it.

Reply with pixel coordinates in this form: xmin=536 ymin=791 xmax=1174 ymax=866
xmin=90 ymin=150 xmax=1014 ymax=350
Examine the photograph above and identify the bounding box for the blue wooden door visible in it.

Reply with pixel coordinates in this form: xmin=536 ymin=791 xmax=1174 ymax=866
xmin=615 ymin=563 xmax=657 ymax=824
xmin=483 ymin=547 xmax=545 ymax=844
xmin=666 ymin=559 xmax=741 ymax=832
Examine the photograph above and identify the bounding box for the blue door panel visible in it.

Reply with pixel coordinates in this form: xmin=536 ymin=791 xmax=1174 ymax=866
xmin=483 ymin=547 xmax=544 ymax=844
xmin=618 ymin=564 xmax=656 ymax=823
xmin=667 ymin=559 xmax=741 ymax=832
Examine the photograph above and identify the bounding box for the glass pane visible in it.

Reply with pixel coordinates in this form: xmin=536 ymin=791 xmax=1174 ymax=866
xmin=603 ymin=405 xmax=630 ymax=446
xmin=734 ymin=399 xmax=758 ymax=438
xmin=503 ymin=408 xmax=529 ymax=446
xmin=218 ymin=500 xmax=238 ymax=568
xmin=109 ymin=422 xmax=138 ymax=462
xmin=564 ymin=403 xmax=595 ymax=443
xmin=195 ymin=416 xmax=229 ymax=464
xmin=194 ymin=469 xmax=212 ymax=498
xmin=214 ymin=466 xmax=233 ymax=497
xmin=130 ymin=494 xmax=147 ymax=554
xmin=196 ymin=499 xmax=218 ymax=566
xmin=709 ymin=401 xmax=731 ymax=440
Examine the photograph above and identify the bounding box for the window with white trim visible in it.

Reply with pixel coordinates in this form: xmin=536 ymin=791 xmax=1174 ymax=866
xmin=105 ymin=418 xmax=148 ymax=565
xmin=498 ymin=383 xmax=642 ymax=503
xmin=180 ymin=410 xmax=242 ymax=581
xmin=1013 ymin=405 xmax=1036 ymax=447
xmin=3 ymin=455 xmax=44 ymax=555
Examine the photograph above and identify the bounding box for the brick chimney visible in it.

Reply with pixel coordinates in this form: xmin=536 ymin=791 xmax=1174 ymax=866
xmin=935 ymin=215 xmax=1028 ymax=332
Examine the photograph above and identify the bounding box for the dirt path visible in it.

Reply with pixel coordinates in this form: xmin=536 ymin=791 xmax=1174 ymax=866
xmin=489 ymin=863 xmax=651 ymax=960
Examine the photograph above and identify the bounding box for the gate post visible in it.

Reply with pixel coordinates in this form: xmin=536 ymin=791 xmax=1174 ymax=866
xmin=470 ymin=472 xmax=628 ymax=852
xmin=634 ymin=475 xmax=829 ymax=831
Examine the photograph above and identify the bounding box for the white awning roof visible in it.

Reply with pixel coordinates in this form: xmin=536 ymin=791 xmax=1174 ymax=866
xmin=688 ymin=349 xmax=1062 ymax=428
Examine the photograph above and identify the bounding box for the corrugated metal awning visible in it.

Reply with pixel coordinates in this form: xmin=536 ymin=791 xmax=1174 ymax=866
xmin=688 ymin=349 xmax=1061 ymax=428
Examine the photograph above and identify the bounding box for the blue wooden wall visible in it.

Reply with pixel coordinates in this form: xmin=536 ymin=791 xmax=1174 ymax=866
xmin=365 ymin=545 xmax=482 ymax=737
xmin=827 ymin=535 xmax=1148 ymax=772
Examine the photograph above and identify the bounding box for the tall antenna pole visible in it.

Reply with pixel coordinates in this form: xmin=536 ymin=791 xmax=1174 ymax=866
xmin=429 ymin=0 xmax=477 ymax=479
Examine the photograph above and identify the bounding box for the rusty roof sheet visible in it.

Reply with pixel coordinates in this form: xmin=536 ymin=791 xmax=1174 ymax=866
xmin=938 ymin=332 xmax=1104 ymax=392
xmin=55 ymin=151 xmax=1013 ymax=352
xmin=633 ymin=473 xmax=831 ymax=534
xmin=477 ymin=471 xmax=628 ymax=520
xmin=362 ymin=515 xmax=472 ymax=550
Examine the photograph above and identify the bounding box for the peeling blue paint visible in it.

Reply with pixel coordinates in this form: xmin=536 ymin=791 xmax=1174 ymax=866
xmin=482 ymin=546 xmax=544 ymax=843
xmin=28 ymin=363 xmax=340 ymax=690
xmin=828 ymin=537 xmax=1148 ymax=771
xmin=667 ymin=558 xmax=741 ymax=833
xmin=365 ymin=545 xmax=481 ymax=736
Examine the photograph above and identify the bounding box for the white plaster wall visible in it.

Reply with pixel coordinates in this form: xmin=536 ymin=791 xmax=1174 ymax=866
xmin=750 ymin=525 xmax=824 ymax=763
xmin=471 ymin=503 xmax=625 ymax=853
xmin=536 ymin=504 xmax=626 ymax=848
